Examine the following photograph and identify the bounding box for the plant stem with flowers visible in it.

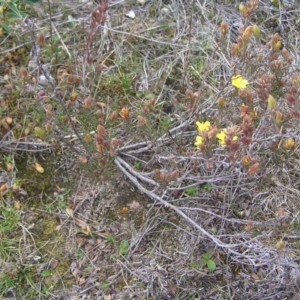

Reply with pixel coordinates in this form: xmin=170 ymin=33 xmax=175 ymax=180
xmin=82 ymin=0 xmax=108 ymax=81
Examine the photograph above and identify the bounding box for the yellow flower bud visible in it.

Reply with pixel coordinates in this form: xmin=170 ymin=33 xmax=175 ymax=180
xmin=272 ymin=41 xmax=281 ymax=51
xmin=276 ymin=240 xmax=285 ymax=250
xmin=217 ymin=97 xmax=225 ymax=107
xmin=281 ymin=47 xmax=288 ymax=56
xmin=71 ymin=92 xmax=78 ymax=101
xmin=282 ymin=138 xmax=295 ymax=150
xmin=275 ymin=111 xmax=283 ymax=124
xmin=242 ymin=155 xmax=251 ymax=166
xmin=45 ymin=123 xmax=52 ymax=132
xmin=239 ymin=3 xmax=247 ymax=15
xmin=267 ymin=95 xmax=277 ymax=110
xmin=243 ymin=26 xmax=253 ymax=39
xmin=231 ymin=43 xmax=241 ymax=56
xmin=252 ymin=25 xmax=260 ymax=37
xmin=84 ymin=133 xmax=92 ymax=144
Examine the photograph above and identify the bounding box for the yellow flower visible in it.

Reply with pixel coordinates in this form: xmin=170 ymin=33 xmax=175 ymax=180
xmin=194 ymin=135 xmax=203 ymax=149
xmin=216 ymin=129 xmax=238 ymax=146
xmin=231 ymin=75 xmax=249 ymax=89
xmin=196 ymin=121 xmax=210 ymax=133
xmin=216 ymin=130 xmax=226 ymax=145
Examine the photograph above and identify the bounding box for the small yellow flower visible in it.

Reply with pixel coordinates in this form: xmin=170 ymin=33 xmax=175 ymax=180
xmin=194 ymin=135 xmax=203 ymax=149
xmin=196 ymin=121 xmax=210 ymax=133
xmin=216 ymin=129 xmax=238 ymax=146
xmin=231 ymin=75 xmax=249 ymax=89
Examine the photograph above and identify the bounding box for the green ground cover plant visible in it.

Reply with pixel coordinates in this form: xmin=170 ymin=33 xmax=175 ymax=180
xmin=1 ymin=0 xmax=300 ymax=299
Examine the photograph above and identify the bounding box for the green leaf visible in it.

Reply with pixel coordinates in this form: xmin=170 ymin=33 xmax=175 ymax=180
xmin=7 ymin=2 xmax=24 ymax=19
xmin=202 ymin=253 xmax=210 ymax=260
xmin=199 ymin=258 xmax=207 ymax=267
xmin=119 ymin=240 xmax=128 ymax=255
xmin=185 ymin=186 xmax=198 ymax=196
xmin=52 ymin=34 xmax=60 ymax=42
xmin=206 ymin=247 xmax=214 ymax=257
xmin=202 ymin=182 xmax=212 ymax=192
xmin=34 ymin=126 xmax=45 ymax=139
xmin=144 ymin=93 xmax=154 ymax=99
xmin=133 ymin=161 xmax=141 ymax=170
xmin=207 ymin=259 xmax=216 ymax=271
xmin=42 ymin=270 xmax=52 ymax=277
xmin=106 ymin=234 xmax=116 ymax=243
xmin=26 ymin=0 xmax=43 ymax=5
xmin=99 ymin=281 xmax=109 ymax=289
xmin=161 ymin=115 xmax=171 ymax=130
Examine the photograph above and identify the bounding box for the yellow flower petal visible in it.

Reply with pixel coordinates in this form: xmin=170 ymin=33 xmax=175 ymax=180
xmin=231 ymin=75 xmax=249 ymax=89
xmin=196 ymin=121 xmax=210 ymax=133
xmin=194 ymin=135 xmax=203 ymax=149
xmin=216 ymin=130 xmax=226 ymax=145
xmin=216 ymin=129 xmax=238 ymax=146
